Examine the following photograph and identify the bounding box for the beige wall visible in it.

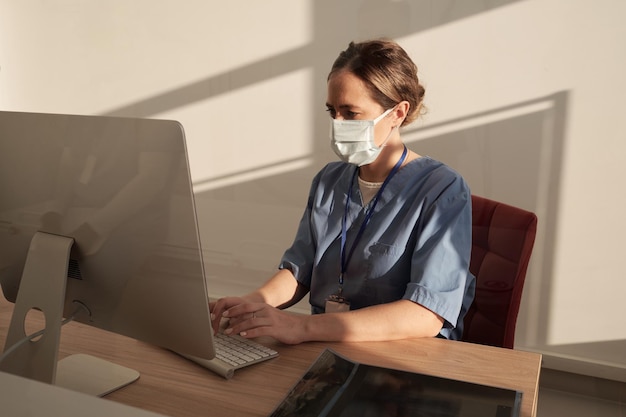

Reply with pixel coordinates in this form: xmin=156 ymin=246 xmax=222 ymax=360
xmin=2 ymin=0 xmax=624 ymax=380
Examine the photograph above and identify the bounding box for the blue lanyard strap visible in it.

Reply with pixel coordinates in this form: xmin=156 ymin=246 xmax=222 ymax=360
xmin=339 ymin=145 xmax=408 ymax=291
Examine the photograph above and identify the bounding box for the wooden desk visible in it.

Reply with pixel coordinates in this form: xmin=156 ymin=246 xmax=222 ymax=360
xmin=0 ymin=299 xmax=541 ymax=417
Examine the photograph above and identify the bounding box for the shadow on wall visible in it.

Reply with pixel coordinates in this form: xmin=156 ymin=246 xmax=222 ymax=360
xmin=95 ymin=1 xmax=589 ymax=352
xmin=97 ymin=0 xmax=527 ymax=276
xmin=99 ymin=0 xmax=528 ymax=211
xmin=98 ymin=0 xmax=625 ymax=377
xmin=195 ymin=92 xmax=571 ymax=354
xmin=402 ymin=92 xmax=568 ymax=352
xmin=406 ymin=92 xmax=622 ymax=376
xmin=103 ymin=0 xmax=525 ymax=124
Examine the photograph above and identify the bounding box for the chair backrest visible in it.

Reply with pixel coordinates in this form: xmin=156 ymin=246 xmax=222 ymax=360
xmin=462 ymin=195 xmax=538 ymax=349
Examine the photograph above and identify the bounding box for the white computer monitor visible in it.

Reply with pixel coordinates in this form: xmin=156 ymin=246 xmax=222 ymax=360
xmin=0 ymin=110 xmax=215 ymax=395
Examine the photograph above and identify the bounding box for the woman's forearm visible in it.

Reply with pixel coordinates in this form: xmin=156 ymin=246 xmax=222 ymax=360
xmin=299 ymin=299 xmax=444 ymax=343
xmin=245 ymin=269 xmax=303 ymax=308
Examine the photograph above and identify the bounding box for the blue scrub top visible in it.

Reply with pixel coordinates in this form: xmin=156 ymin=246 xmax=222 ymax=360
xmin=279 ymin=156 xmax=475 ymax=340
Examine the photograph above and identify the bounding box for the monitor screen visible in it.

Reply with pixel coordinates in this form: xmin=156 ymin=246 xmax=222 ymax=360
xmin=0 ymin=111 xmax=215 ymax=392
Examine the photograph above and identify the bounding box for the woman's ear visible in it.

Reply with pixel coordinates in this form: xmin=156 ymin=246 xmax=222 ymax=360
xmin=393 ymin=101 xmax=410 ymax=127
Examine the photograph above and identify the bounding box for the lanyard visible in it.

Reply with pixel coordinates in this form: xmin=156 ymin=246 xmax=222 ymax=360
xmin=338 ymin=146 xmax=408 ymax=293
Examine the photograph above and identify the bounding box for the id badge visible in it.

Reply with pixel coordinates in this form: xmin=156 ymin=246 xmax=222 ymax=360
xmin=325 ymin=294 xmax=350 ymax=313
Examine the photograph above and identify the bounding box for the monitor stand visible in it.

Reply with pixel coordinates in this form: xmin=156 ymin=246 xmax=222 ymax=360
xmin=0 ymin=232 xmax=139 ymax=396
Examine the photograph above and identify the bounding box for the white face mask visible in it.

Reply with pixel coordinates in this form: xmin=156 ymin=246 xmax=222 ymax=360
xmin=329 ymin=108 xmax=394 ymax=166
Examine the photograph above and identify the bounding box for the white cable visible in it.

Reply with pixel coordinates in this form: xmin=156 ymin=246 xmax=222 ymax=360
xmin=0 ymin=301 xmax=91 ymax=364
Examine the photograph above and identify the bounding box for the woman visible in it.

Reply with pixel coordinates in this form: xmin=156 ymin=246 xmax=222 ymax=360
xmin=210 ymin=39 xmax=475 ymax=344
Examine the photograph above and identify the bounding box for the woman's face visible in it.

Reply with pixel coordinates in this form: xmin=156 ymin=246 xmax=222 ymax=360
xmin=326 ymin=70 xmax=394 ymax=146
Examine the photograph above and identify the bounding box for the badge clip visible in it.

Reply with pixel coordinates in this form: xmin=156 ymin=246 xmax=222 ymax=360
xmin=325 ymin=293 xmax=350 ymax=313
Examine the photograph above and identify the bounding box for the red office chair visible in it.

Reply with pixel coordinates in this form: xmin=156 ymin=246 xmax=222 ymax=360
xmin=462 ymin=195 xmax=538 ymax=349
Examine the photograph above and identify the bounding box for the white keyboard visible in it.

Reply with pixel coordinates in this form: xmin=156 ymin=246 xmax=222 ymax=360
xmin=214 ymin=333 xmax=278 ymax=367
xmin=178 ymin=334 xmax=278 ymax=379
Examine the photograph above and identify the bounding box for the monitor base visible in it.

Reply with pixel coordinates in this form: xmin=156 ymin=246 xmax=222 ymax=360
xmin=0 ymin=232 xmax=139 ymax=396
xmin=57 ymin=353 xmax=139 ymax=397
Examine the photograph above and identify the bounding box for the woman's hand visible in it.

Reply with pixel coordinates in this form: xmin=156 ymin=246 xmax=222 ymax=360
xmin=210 ymin=297 xmax=307 ymax=345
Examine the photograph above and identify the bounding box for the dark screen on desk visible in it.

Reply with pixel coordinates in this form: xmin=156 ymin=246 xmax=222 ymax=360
xmin=270 ymin=349 xmax=522 ymax=417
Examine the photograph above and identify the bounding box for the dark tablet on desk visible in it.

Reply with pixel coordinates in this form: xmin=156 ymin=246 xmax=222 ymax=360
xmin=270 ymin=348 xmax=522 ymax=417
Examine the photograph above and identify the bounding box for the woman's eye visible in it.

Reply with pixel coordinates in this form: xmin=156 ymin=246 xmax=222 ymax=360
xmin=325 ymin=108 xmax=358 ymax=119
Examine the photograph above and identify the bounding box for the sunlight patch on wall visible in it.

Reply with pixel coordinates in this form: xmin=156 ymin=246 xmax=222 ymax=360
xmin=160 ymin=67 xmax=315 ymax=185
